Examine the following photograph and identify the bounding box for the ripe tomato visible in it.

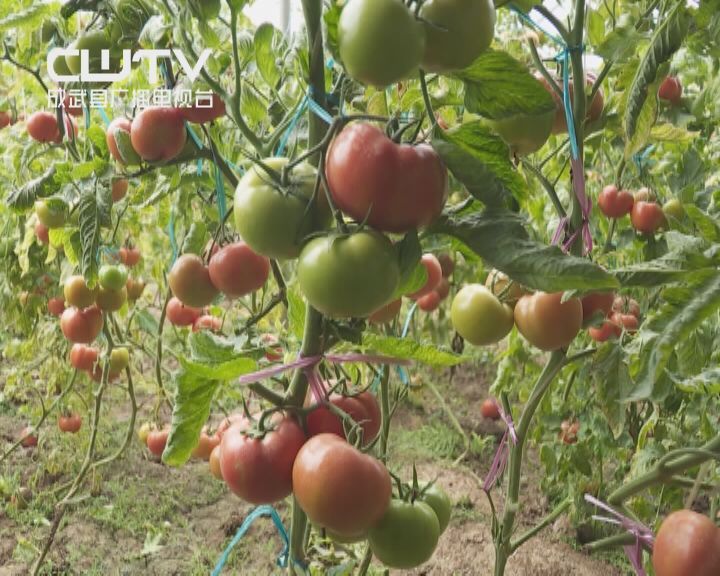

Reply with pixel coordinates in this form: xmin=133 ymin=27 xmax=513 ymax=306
xmin=125 ymin=278 xmax=145 ymax=301
xmin=612 ymin=296 xmax=641 ymax=319
xmin=99 ymin=264 xmax=128 ymax=291
xmin=106 ymin=117 xmax=141 ymax=165
xmin=598 ymin=185 xmax=634 ymax=218
xmin=581 ymin=292 xmax=615 ymax=326
xmin=326 ymin=123 xmax=448 ymax=233
xmin=306 ymin=392 xmax=379 ymax=445
xmin=61 ymin=305 xmax=103 ymax=343
xmin=514 ymin=292 xmax=583 ymax=351
xmin=63 ymin=93 xmax=83 ymax=117
xmin=354 ymin=391 xmax=381 ymax=442
xmin=652 ymin=510 xmax=720 ymax=576
xmin=588 ymin=318 xmax=621 ymax=342
xmin=166 ymin=296 xmax=203 ymax=327
xmin=192 ymin=315 xmax=222 ymax=332
xmin=64 ymin=275 xmax=97 ymax=308
xmin=220 ymin=414 xmax=306 ymax=504
xmin=297 ymin=230 xmax=400 ymax=318
xmin=338 ymin=0 xmax=425 ymax=87
xmin=368 ymin=499 xmax=440 ymax=568
xmin=111 ymin=178 xmax=128 ymax=202
xmin=658 ymin=76 xmax=682 ymax=106
xmin=177 ymin=92 xmax=226 ymax=123
xmin=192 ymin=428 xmax=221 ymax=460
xmin=434 ymin=278 xmax=450 ymax=300
xmin=612 ymin=311 xmax=639 ymax=333
xmin=118 ymin=246 xmax=141 ymax=267
xmin=216 ymin=413 xmax=247 ymax=439
xmin=631 ymin=200 xmax=666 ymax=234
xmin=369 ymin=298 xmax=402 ymax=325
xmin=168 ymin=254 xmax=219 ymax=308
xmin=419 ymin=0 xmax=495 ymax=73
xmin=130 ymin=107 xmax=187 ymax=163
xmin=451 ymin=284 xmax=514 ymax=346
xmin=70 ymin=343 xmax=99 ymax=371
xmin=27 ymin=111 xmax=60 ymax=143
xmin=47 ymin=297 xmax=66 ymax=317
xmin=408 ymin=254 xmax=443 ymax=299
xmin=0 ymin=110 xmax=10 ymax=128
xmin=208 ymin=242 xmax=270 ymax=298
xmin=209 ymin=445 xmax=223 ymax=479
xmin=293 ymin=434 xmax=391 ymax=538
xmin=437 ymin=253 xmax=454 ymax=277
xmin=481 ymin=398 xmax=500 ymax=420
xmin=20 ymin=427 xmax=38 ymax=448
xmin=87 ymin=363 xmax=121 ymax=383
xmin=58 ymin=413 xmax=82 ymax=433
xmin=234 ymin=158 xmax=329 ymax=260
xmin=489 ymin=107 xmax=554 ymax=156
xmin=109 ymin=347 xmax=130 ymax=372
xmin=96 ymin=286 xmax=127 ymax=312
xmin=559 ymin=419 xmax=580 ymax=444
xmin=417 ymin=290 xmax=442 ymax=312
xmin=35 ymin=222 xmax=50 ymax=244
xmin=35 ymin=200 xmax=66 ymax=228
xmin=146 ymin=427 xmax=169 ymax=457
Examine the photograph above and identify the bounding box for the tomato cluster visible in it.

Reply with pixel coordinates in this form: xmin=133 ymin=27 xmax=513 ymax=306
xmin=587 ymin=295 xmax=640 ymax=342
xmin=597 ymin=185 xmax=670 ymax=235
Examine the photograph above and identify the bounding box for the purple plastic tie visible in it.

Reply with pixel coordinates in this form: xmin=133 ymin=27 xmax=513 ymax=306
xmin=483 ymin=429 xmax=510 ymax=493
xmin=497 ymin=403 xmax=518 ymax=445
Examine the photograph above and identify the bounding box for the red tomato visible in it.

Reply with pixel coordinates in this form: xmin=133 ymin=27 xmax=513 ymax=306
xmin=658 ymin=76 xmax=682 ymax=106
xmin=20 ymin=426 xmax=38 ymax=448
xmin=581 ymin=292 xmax=615 ymax=326
xmin=192 ymin=428 xmax=221 ymax=460
xmin=130 ymin=107 xmax=187 ymax=163
xmin=292 ymin=434 xmax=391 ymax=538
xmin=538 ymin=74 xmax=605 ymax=134
xmin=146 ymin=428 xmax=169 ymax=457
xmin=58 ymin=413 xmax=82 ymax=433
xmin=437 ymin=253 xmax=454 ymax=277
xmin=631 ymin=201 xmax=666 ymax=234
xmin=434 ymin=277 xmax=450 ymax=300
xmin=481 ymin=398 xmax=500 ymax=420
xmin=354 ymin=391 xmax=381 ymax=442
xmin=634 ymin=187 xmax=656 ymax=202
xmin=259 ymin=333 xmax=283 ymax=361
xmin=208 ymin=242 xmax=270 ymax=298
xmin=27 ymin=111 xmax=60 ymax=143
xmin=652 ymin=510 xmax=720 ymax=576
xmin=209 ymin=445 xmax=223 ymax=479
xmin=192 ymin=314 xmax=222 ymax=332
xmin=216 ymin=413 xmax=247 ymax=439
xmin=408 ymin=254 xmax=443 ymax=299
xmin=63 ymin=93 xmax=83 ymax=117
xmin=588 ymin=319 xmax=621 ymax=342
xmin=35 ymin=221 xmax=50 ymax=245
xmin=69 ymin=343 xmax=99 ymax=371
xmin=0 ymin=110 xmax=10 ymax=128
xmin=166 ymin=296 xmax=203 ymax=327
xmin=219 ymin=414 xmax=306 ymax=504
xmin=106 ymin=117 xmax=137 ymax=165
xmin=60 ymin=306 xmax=103 ymax=344
xmin=612 ymin=296 xmax=640 ymax=319
xmin=598 ymin=185 xmax=634 ymax=218
xmin=87 ymin=363 xmax=121 ymax=383
xmin=368 ymin=299 xmax=402 ymax=325
xmin=168 ymin=253 xmax=218 ymax=308
xmin=118 ymin=246 xmax=141 ymax=267
xmin=514 ymin=292 xmax=583 ymax=351
xmin=111 ymin=178 xmax=128 ymax=202
xmin=177 ymin=93 xmax=226 ymax=123
xmin=306 ymin=393 xmax=379 ymax=445
xmin=47 ymin=297 xmax=66 ymax=317
xmin=417 ymin=290 xmax=441 ymax=312
xmin=326 ymin=123 xmax=448 ymax=233
xmin=612 ymin=312 xmax=639 ymax=333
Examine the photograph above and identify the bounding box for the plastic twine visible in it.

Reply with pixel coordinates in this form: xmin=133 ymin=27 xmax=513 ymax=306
xmin=97 ymin=106 xmax=111 ymax=128
xmin=482 ymin=402 xmax=518 ymax=492
xmin=167 ymin=206 xmax=178 ymax=266
xmin=275 ymin=88 xmax=335 ymax=157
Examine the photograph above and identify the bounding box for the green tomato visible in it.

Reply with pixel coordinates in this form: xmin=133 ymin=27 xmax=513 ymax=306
xmin=99 ymin=264 xmax=129 ymax=291
xmin=234 ymin=158 xmax=329 ymax=260
xmin=368 ymin=499 xmax=440 ymax=569
xmin=339 ymin=0 xmax=425 ymax=87
xmin=420 ymin=484 xmax=451 ymax=534
xmin=662 ymin=198 xmax=684 ymax=221
xmin=488 ymin=110 xmax=554 ymax=156
xmin=297 ymin=231 xmax=400 ymax=319
xmin=65 ymin=31 xmax=119 ymax=76
xmin=35 ymin=200 xmax=67 ymax=229
xmin=114 ymin=0 xmax=153 ymax=41
xmin=109 ymin=347 xmax=130 ymax=372
xmin=420 ymin=0 xmax=496 ymax=73
xmin=451 ymin=284 xmax=514 ymax=346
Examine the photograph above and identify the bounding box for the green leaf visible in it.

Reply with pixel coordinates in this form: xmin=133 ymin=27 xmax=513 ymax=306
xmin=72 ymin=158 xmax=108 ymax=180
xmin=181 ymin=221 xmax=208 ymax=255
xmin=78 ymin=184 xmax=112 ymax=285
xmin=323 ymin=0 xmax=342 ymax=63
xmin=432 ymin=122 xmax=526 ymax=207
xmin=287 ymin=288 xmax=306 ymax=340
xmin=684 ymin=205 xmax=720 ymax=242
xmin=48 ymin=228 xmax=80 ymax=265
xmin=0 ymin=1 xmax=60 ymax=31
xmin=589 ymin=342 xmax=631 ymax=437
xmin=430 ymin=210 xmax=618 ymax=292
xmin=254 ymin=23 xmax=283 ymax=88
xmin=188 ymin=331 xmax=246 ymax=364
xmin=86 ymin=124 xmax=108 ymax=154
xmin=240 ymin=87 xmax=267 ymax=125
xmin=668 ymin=367 xmax=720 ymax=394
xmin=393 ymin=230 xmax=423 ymax=298
xmin=7 ymin=166 xmax=57 ymax=212
xmin=595 ymin=25 xmax=644 ymax=63
xmin=453 ymin=49 xmax=555 ymax=120
xmin=650 ymin=123 xmax=698 ymax=143
xmin=361 ymin=334 xmax=466 ymax=367
xmin=181 ymin=352 xmax=256 ymax=381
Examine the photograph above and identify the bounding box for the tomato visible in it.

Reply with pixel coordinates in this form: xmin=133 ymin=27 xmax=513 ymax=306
xmin=419 ymin=0 xmax=495 ymax=73
xmin=408 ymin=254 xmax=443 ymax=299
xmin=559 ymin=419 xmax=580 ymax=444
xmin=130 ymin=107 xmax=187 ymax=163
xmin=259 ymin=333 xmax=283 ymax=361
xmin=481 ymin=398 xmax=500 ymax=420
xmin=539 ymin=74 xmax=605 ymax=134
xmin=220 ymin=414 xmax=306 ymax=504
xmin=451 ymin=284 xmax=514 ymax=346
xmin=580 ymin=292 xmax=615 ymax=326
xmin=612 ymin=311 xmax=639 ymax=333
xmin=118 ymin=246 xmax=141 ymax=266
xmin=168 ymin=254 xmax=219 ymax=308
xmin=126 ymin=278 xmax=146 ymax=301
xmin=35 ymin=200 xmax=66 ymax=228
xmin=663 ymin=198 xmax=684 ymax=221
xmin=20 ymin=427 xmax=38 ymax=448
xmin=146 ymin=427 xmax=169 ymax=457
xmin=437 ymin=253 xmax=454 ymax=277
xmin=109 ymin=347 xmax=130 ymax=372
xmin=65 ymin=31 xmax=119 ymax=76
xmin=137 ymin=422 xmax=153 ymax=444
xmin=87 ymin=362 xmax=121 ymax=383
xmin=326 ymin=123 xmax=448 ymax=233
xmin=514 ymin=292 xmax=583 ymax=351
xmin=209 ymin=445 xmax=223 ymax=479
xmin=99 ymin=264 xmax=128 ymax=291
xmin=166 ymin=296 xmax=203 ymax=327
xmin=368 ymin=499 xmax=440 ymax=568
xmin=60 ymin=305 xmax=103 ymax=344
xmin=631 ymin=200 xmax=666 ymax=234
xmin=208 ymin=242 xmax=270 ymax=298
xmin=658 ymin=76 xmax=682 ymax=106
xmin=369 ymin=298 xmax=402 ymax=325
xmin=306 ymin=393 xmax=379 ymax=445
xmin=111 ymin=178 xmax=128 ymax=202
xmin=69 ymin=343 xmax=99 ymax=371
xmin=192 ymin=428 xmax=221 ymax=460
xmin=27 ymin=111 xmax=61 ymax=143
xmin=35 ymin=222 xmax=50 ymax=245
xmin=297 ymin=230 xmax=400 ymax=318
xmin=417 ymin=290 xmax=442 ymax=312
xmin=293 ymin=434 xmax=391 ymax=538
xmin=63 ymin=93 xmax=83 ymax=117
xmin=192 ymin=315 xmax=222 ymax=332
xmin=234 ymin=157 xmax=329 ymax=260
xmin=634 ymin=187 xmax=656 ymax=202
xmin=338 ymin=0 xmax=425 ymax=87
xmin=588 ymin=318 xmax=621 ymax=342
xmin=598 ymin=185 xmax=634 ymax=218
xmin=64 ymin=275 xmax=97 ymax=308
xmin=434 ymin=277 xmax=450 ymax=300
xmin=354 ymin=391 xmax=381 ymax=442
xmin=0 ymin=110 xmax=10 ymax=128
xmin=96 ymin=286 xmax=127 ymax=311
xmin=420 ymin=483 xmax=452 ymax=534
xmin=48 ymin=297 xmax=66 ymax=317
xmin=58 ymin=413 xmax=82 ymax=433
xmin=652 ymin=510 xmax=720 ymax=576
xmin=612 ymin=296 xmax=640 ymax=319
xmin=489 ymin=109 xmax=554 ymax=156
xmin=216 ymin=413 xmax=247 ymax=439
xmin=177 ymin=92 xmax=225 ymax=123
xmin=106 ymin=117 xmax=141 ymax=165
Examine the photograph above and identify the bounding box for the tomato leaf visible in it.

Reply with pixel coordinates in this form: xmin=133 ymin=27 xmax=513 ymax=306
xmin=7 ymin=166 xmax=58 ymax=212
xmin=394 ymin=230 xmax=424 ymax=297
xmin=78 ymin=183 xmax=112 ymax=286
xmin=287 ymin=288 xmax=306 ymax=340
xmin=361 ymin=334 xmax=466 ymax=367
xmin=432 ymin=122 xmax=527 ymax=207
xmin=0 ymin=1 xmax=59 ymax=32
xmin=668 ymin=367 xmax=720 ymax=394
xmin=254 ymin=23 xmax=284 ymax=88
xmin=48 ymin=228 xmax=80 ymax=265
xmin=587 ymin=342 xmax=631 ymax=437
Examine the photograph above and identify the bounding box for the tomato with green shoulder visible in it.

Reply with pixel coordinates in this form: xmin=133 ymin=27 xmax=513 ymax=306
xmin=451 ymin=284 xmax=514 ymax=346
xmin=35 ymin=200 xmax=67 ymax=229
xmin=514 ymin=292 xmax=583 ymax=351
xmin=65 ymin=31 xmax=120 ymax=76
xmin=99 ymin=264 xmax=128 ymax=291
xmin=420 ymin=483 xmax=451 ymax=533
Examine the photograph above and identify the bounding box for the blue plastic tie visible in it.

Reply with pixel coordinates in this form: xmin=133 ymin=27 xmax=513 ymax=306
xmin=97 ymin=107 xmax=111 ymax=128
xmin=211 ymin=505 xmax=293 ymax=575
xmin=394 ymin=301 xmax=418 ymax=386
xmin=307 ymin=97 xmax=333 ymax=125
xmin=633 ymin=144 xmax=655 ymax=172
xmin=214 ymin=160 xmax=227 ymax=221
xmin=509 ymin=4 xmax=564 ymax=45
xmin=275 ymin=95 xmax=308 ymax=157
xmin=559 ymin=48 xmax=580 ymax=159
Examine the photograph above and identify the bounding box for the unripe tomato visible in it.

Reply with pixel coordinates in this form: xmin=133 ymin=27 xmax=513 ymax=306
xmin=64 ymin=275 xmax=97 ymax=308
xmin=417 ymin=290 xmax=442 ymax=312
xmin=326 ymin=123 xmax=448 ymax=233
xmin=208 ymin=242 xmax=270 ymax=298
xmin=130 ymin=107 xmax=186 ymax=163
xmin=146 ymin=427 xmax=169 ymax=457
xmin=634 ymin=187 xmax=656 ymax=202
xmin=652 ymin=510 xmax=720 ymax=576
xmin=297 ymin=231 xmax=400 ymax=318
xmin=69 ymin=343 xmax=99 ymax=371
xmin=580 ymin=292 xmax=615 ymax=326
xmin=60 ymin=305 xmax=103 ymax=344
xmin=106 ymin=117 xmax=141 ymax=165
xmin=118 ymin=246 xmax=141 ymax=266
xmin=20 ymin=427 xmax=38 ymax=448
xmin=126 ymin=278 xmax=146 ymax=301
xmin=338 ymin=0 xmax=425 ymax=87
xmin=166 ymin=296 xmax=203 ymax=327
xmin=631 ymin=201 xmax=666 ymax=234
xmin=420 ymin=483 xmax=451 ymax=534
xmin=419 ymin=0 xmax=495 ymax=73
xmin=168 ymin=254 xmax=218 ymax=308
xmin=220 ymin=414 xmax=306 ymax=504
xmin=437 ymin=253 xmax=454 ymax=277
xmin=485 ymin=269 xmax=525 ymax=306
xmin=58 ymin=413 xmax=82 ymax=433
xmin=109 ymin=347 xmax=130 ymax=372
xmin=588 ymin=318 xmax=621 ymax=342
xmin=481 ymin=398 xmax=500 ymax=420
xmin=96 ymin=286 xmax=127 ymax=312
xmin=209 ymin=445 xmax=223 ymax=479
xmin=99 ymin=264 xmax=128 ymax=291
xmin=65 ymin=31 xmax=119 ymax=75
xmin=35 ymin=200 xmax=66 ymax=228
xmin=177 ymin=92 xmax=225 ymax=123
xmin=368 ymin=499 xmax=440 ymax=568
xmin=451 ymin=284 xmax=514 ymax=346
xmin=48 ymin=297 xmax=66 ymax=317
xmin=663 ymin=198 xmax=684 ymax=221
xmin=489 ymin=108 xmax=554 ymax=156
xmin=137 ymin=422 xmax=153 ymax=444
xmin=408 ymin=254 xmax=443 ymax=299
xmin=234 ymin=158 xmax=329 ymax=260
xmin=192 ymin=428 xmax=221 ymax=460
xmin=658 ymin=76 xmax=682 ymax=106
xmin=111 ymin=178 xmax=128 ymax=202
xmin=192 ymin=314 xmax=222 ymax=332
xmin=35 ymin=222 xmax=50 ymax=244
xmin=434 ymin=277 xmax=450 ymax=300
xmin=27 ymin=111 xmax=60 ymax=143
xmin=293 ymin=434 xmax=391 ymax=538
xmin=514 ymin=292 xmax=583 ymax=351
xmin=369 ymin=298 xmax=402 ymax=325
xmin=598 ymin=185 xmax=634 ymax=218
